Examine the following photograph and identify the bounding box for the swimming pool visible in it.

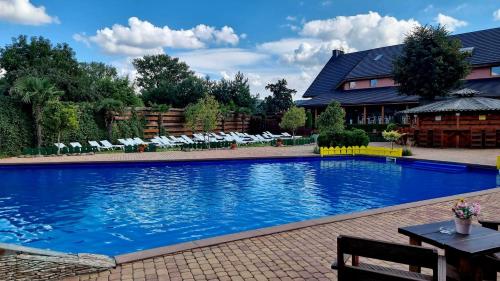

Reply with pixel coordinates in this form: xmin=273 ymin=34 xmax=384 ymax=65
xmin=0 ymin=157 xmax=497 ymax=255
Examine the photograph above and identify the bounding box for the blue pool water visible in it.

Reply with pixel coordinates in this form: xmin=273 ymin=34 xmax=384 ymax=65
xmin=0 ymin=157 xmax=497 ymax=255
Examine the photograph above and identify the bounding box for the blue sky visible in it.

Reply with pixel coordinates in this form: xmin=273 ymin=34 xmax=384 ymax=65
xmin=1 ymin=0 xmax=500 ymax=98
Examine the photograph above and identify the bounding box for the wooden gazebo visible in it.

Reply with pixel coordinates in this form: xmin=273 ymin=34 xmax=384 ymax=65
xmin=398 ymin=89 xmax=500 ymax=148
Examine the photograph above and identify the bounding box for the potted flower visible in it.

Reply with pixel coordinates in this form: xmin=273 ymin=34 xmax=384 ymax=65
xmin=230 ymin=140 xmax=237 ymax=150
xmin=137 ymin=143 xmax=148 ymax=153
xmin=452 ymin=199 xmax=480 ymax=234
xmin=276 ymin=138 xmax=283 ymax=147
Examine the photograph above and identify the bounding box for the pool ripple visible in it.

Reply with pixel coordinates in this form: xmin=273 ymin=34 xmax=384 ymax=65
xmin=0 ymin=158 xmax=497 ymax=255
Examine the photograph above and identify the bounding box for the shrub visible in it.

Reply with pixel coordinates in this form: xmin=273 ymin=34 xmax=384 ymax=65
xmin=386 ymin=122 xmax=398 ymax=131
xmin=346 ymin=128 xmax=370 ymax=146
xmin=402 ymin=148 xmax=413 ymax=156
xmin=0 ymin=96 xmax=33 ymax=156
xmin=316 ymin=129 xmax=369 ymax=147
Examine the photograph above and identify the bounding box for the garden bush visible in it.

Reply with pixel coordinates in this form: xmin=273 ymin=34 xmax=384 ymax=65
xmin=316 ymin=129 xmax=369 ymax=147
xmin=0 ymin=96 xmax=33 ymax=156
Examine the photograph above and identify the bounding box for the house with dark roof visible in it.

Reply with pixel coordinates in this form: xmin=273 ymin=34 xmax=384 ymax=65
xmin=299 ymin=27 xmax=500 ymax=127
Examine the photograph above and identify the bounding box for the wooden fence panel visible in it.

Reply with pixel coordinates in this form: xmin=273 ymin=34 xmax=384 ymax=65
xmin=114 ymin=107 xmax=250 ymax=139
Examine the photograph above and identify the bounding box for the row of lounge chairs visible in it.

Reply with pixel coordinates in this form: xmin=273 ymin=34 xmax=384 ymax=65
xmin=52 ymin=131 xmax=295 ymax=151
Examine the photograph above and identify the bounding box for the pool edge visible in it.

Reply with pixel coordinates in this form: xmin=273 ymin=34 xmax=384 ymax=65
xmin=114 ymin=186 xmax=500 ymax=264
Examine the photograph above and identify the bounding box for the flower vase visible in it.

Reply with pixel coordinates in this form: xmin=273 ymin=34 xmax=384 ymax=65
xmin=454 ymin=217 xmax=472 ymax=234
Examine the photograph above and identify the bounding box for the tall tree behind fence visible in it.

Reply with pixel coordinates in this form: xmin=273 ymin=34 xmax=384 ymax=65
xmin=114 ymin=108 xmax=250 ymax=139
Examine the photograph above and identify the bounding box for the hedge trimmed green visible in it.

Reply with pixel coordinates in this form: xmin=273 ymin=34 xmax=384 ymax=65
xmin=0 ymin=96 xmax=33 ymax=156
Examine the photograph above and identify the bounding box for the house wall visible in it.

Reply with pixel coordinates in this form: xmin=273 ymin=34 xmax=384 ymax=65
xmin=466 ymin=67 xmax=494 ymax=79
xmin=343 ymin=66 xmax=498 ymax=90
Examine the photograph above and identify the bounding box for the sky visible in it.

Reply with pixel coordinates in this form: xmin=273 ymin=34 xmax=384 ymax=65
xmin=1 ymin=0 xmax=500 ymax=99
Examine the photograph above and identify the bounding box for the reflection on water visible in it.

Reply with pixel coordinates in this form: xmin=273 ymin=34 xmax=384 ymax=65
xmin=0 ymin=158 xmax=496 ymax=255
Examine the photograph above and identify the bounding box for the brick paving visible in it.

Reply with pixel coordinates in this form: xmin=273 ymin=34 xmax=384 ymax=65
xmin=0 ymin=146 xmax=316 ymax=165
xmin=64 ymin=190 xmax=500 ymax=281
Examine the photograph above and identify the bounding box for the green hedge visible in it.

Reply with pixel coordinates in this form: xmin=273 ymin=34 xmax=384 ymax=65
xmin=0 ymin=96 xmax=33 ymax=156
xmin=317 ymin=129 xmax=369 ymax=147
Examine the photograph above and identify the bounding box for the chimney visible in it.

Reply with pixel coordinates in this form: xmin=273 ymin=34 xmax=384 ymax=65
xmin=332 ymin=49 xmax=344 ymax=58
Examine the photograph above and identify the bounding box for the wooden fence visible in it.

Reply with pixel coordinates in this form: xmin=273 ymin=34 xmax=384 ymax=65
xmin=115 ymin=107 xmax=250 ymax=139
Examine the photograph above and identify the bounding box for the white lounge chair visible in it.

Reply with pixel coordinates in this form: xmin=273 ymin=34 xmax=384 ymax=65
xmin=229 ymin=133 xmax=249 ymax=144
xmin=151 ymin=137 xmax=169 ymax=148
xmin=54 ymin=143 xmax=66 ymax=149
xmin=88 ymin=140 xmax=108 ymax=151
xmin=180 ymin=135 xmax=196 ymax=144
xmin=118 ymin=138 xmax=134 ymax=146
xmin=69 ymin=142 xmax=82 ymax=148
xmin=133 ymin=137 xmax=151 ymax=145
xmin=168 ymin=136 xmax=186 ymax=144
xmin=100 ymin=140 xmax=124 ymax=150
xmin=160 ymin=136 xmax=179 ymax=147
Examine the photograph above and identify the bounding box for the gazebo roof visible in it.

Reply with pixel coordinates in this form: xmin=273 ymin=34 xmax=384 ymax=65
xmin=399 ymin=94 xmax=500 ymax=114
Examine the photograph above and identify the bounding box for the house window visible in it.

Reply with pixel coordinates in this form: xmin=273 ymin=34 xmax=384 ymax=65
xmin=435 ymin=115 xmax=442 ymax=121
xmin=492 ymin=66 xmax=500 ymax=76
xmin=370 ymin=79 xmax=378 ymax=87
xmin=348 ymin=81 xmax=356 ymax=89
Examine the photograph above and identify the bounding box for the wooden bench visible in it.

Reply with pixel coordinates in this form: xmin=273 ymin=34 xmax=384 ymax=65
xmin=332 ymin=235 xmax=445 ymax=281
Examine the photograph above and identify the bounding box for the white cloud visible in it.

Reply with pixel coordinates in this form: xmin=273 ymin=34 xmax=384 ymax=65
xmin=75 ymin=17 xmax=241 ymax=56
xmin=286 ymin=16 xmax=297 ymax=21
xmin=0 ymin=0 xmax=58 ymax=25
xmin=321 ymin=0 xmax=332 ymax=6
xmin=300 ymin=11 xmax=419 ymax=51
xmin=174 ymin=48 xmax=269 ymax=73
xmin=494 ymin=9 xmax=500 ymax=21
xmin=281 ymin=40 xmax=353 ymax=66
xmin=435 ymin=13 xmax=467 ymax=32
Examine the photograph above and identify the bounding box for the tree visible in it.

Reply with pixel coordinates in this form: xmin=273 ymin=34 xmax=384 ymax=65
xmin=212 ymin=72 xmax=257 ymax=111
xmin=393 ymin=25 xmax=470 ymax=100
xmin=141 ymin=75 xmax=209 ymax=108
xmin=95 ymin=77 xmax=142 ymax=106
xmin=382 ymin=130 xmax=402 ymax=149
xmin=279 ymin=106 xmax=306 ymax=142
xmin=133 ymin=54 xmax=194 ymax=90
xmin=184 ymin=95 xmax=220 ymax=147
xmin=10 ymin=76 xmax=63 ymax=148
xmin=152 ymin=103 xmax=170 ymax=136
xmin=0 ymin=35 xmax=82 ymax=101
xmin=43 ymin=101 xmax=79 ymax=154
xmin=262 ymin=79 xmax=295 ymax=114
xmin=317 ymin=101 xmax=345 ymax=135
xmin=96 ymin=98 xmax=124 ymax=140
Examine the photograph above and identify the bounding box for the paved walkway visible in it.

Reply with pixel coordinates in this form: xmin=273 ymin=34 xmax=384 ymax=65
xmin=1 ymin=143 xmax=499 ymax=167
xmin=371 ymin=142 xmax=500 ymax=166
xmin=0 ymin=146 xmax=315 ymax=165
xmin=66 ymin=189 xmax=500 ymax=281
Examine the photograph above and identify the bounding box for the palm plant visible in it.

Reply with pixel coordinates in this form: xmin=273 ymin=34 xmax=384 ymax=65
xmin=96 ymin=98 xmax=124 ymax=140
xmin=10 ymin=76 xmax=63 ymax=148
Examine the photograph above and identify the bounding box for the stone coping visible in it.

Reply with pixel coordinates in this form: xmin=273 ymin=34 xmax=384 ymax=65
xmin=0 ymin=154 xmax=497 ymax=170
xmin=114 ymin=187 xmax=500 ymax=264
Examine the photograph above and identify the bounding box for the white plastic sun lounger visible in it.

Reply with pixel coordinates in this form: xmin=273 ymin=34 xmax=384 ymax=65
xmin=168 ymin=136 xmax=186 ymax=144
xmin=69 ymin=142 xmax=82 ymax=148
xmin=229 ymin=133 xmax=249 ymax=144
xmin=256 ymin=134 xmax=272 ymax=142
xmin=151 ymin=137 xmax=169 ymax=148
xmin=100 ymin=140 xmax=124 ymax=150
xmin=133 ymin=137 xmax=151 ymax=145
xmin=54 ymin=143 xmax=66 ymax=149
xmin=181 ymin=135 xmax=196 ymax=144
xmin=161 ymin=136 xmax=180 ymax=146
xmin=89 ymin=140 xmax=108 ymax=151
xmin=118 ymin=138 xmax=134 ymax=146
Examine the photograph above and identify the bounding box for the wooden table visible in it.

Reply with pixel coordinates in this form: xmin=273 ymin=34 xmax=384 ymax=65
xmin=399 ymin=220 xmax=500 ymax=281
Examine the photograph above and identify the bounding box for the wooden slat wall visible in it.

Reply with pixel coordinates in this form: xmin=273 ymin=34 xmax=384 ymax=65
xmin=405 ymin=112 xmax=500 ymax=148
xmin=114 ymin=107 xmax=250 ymax=139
